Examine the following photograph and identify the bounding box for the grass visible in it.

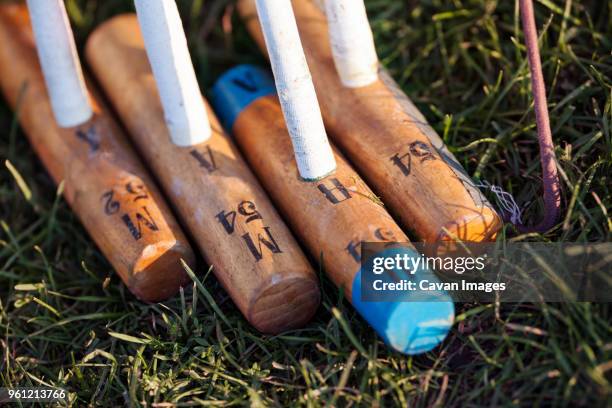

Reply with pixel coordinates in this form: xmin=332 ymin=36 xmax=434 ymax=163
xmin=0 ymin=0 xmax=611 ymax=406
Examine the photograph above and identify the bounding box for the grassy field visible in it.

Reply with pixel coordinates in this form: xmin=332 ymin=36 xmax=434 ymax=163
xmin=1 ymin=0 xmax=611 ymax=406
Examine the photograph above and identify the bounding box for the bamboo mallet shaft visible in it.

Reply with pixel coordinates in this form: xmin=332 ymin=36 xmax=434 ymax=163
xmin=85 ymin=14 xmax=319 ymax=334
xmin=0 ymin=4 xmax=195 ymax=302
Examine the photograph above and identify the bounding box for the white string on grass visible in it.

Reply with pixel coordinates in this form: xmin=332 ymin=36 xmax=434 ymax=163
xmin=324 ymin=0 xmax=379 ymax=88
xmin=134 ymin=0 xmax=211 ymax=146
xmin=474 ymin=180 xmax=523 ymax=225
xmin=255 ymin=0 xmax=336 ymax=181
xmin=26 ymin=0 xmax=92 ymax=128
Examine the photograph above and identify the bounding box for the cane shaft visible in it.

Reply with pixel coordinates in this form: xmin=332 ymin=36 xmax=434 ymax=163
xmin=133 ymin=0 xmax=211 ymax=146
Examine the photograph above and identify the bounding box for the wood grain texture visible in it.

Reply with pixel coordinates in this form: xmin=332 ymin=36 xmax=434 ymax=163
xmin=238 ymin=0 xmax=502 ymax=244
xmin=0 ymin=4 xmax=195 ymax=302
xmin=234 ymin=94 xmax=410 ymax=300
xmin=85 ymin=15 xmax=319 ymax=334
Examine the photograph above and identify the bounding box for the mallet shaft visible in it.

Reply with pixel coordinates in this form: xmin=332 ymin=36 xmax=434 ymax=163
xmin=324 ymin=0 xmax=379 ymax=87
xmin=254 ymin=0 xmax=336 ymax=181
xmin=25 ymin=0 xmax=92 ymax=127
xmin=0 ymin=5 xmax=195 ymax=302
xmin=134 ymin=0 xmax=211 ymax=146
xmin=86 ymin=15 xmax=319 ymax=334
xmin=238 ymin=0 xmax=502 ymax=244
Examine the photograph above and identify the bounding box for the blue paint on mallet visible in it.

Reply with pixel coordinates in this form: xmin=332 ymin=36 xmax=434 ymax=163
xmin=353 ymin=246 xmax=454 ymax=355
xmin=210 ymin=64 xmax=276 ymax=131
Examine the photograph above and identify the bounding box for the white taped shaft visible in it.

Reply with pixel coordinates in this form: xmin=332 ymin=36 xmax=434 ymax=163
xmin=325 ymin=0 xmax=379 ymax=88
xmin=26 ymin=0 xmax=92 ymax=128
xmin=255 ymin=0 xmax=336 ymax=180
xmin=134 ymin=0 xmax=211 ymax=146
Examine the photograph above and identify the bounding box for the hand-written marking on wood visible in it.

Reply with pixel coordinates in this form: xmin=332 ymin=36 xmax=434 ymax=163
xmin=125 ymin=181 xmax=149 ymax=202
xmin=390 ymin=141 xmax=436 ymax=176
xmin=189 ymin=145 xmax=217 ymax=173
xmin=101 ymin=180 xmax=159 ymax=241
xmin=121 ymin=207 xmax=159 ymax=240
xmin=317 ymin=177 xmax=352 ymax=204
xmin=75 ymin=124 xmax=100 ymax=152
xmin=346 ymin=227 xmax=398 ymax=262
xmin=216 ymin=200 xmax=282 ymax=261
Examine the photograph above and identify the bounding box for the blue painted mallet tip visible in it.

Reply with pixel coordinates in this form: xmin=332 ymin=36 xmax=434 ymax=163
xmin=210 ymin=64 xmax=277 ymax=131
xmin=353 ymin=247 xmax=455 ymax=355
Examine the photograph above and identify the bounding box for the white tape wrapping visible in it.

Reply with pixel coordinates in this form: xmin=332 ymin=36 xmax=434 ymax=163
xmin=324 ymin=0 xmax=379 ymax=88
xmin=26 ymin=0 xmax=92 ymax=128
xmin=255 ymin=0 xmax=336 ymax=180
xmin=134 ymin=0 xmax=211 ymax=146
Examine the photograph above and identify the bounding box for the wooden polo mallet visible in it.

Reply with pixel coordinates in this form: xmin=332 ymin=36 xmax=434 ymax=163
xmin=0 ymin=2 xmax=195 ymax=302
xmin=211 ymin=64 xmax=455 ymax=354
xmin=85 ymin=2 xmax=319 ymax=334
xmin=237 ymin=0 xmax=503 ymax=248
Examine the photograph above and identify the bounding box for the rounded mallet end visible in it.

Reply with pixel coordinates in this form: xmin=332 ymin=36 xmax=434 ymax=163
xmin=353 ymin=247 xmax=455 ymax=354
xmin=249 ymin=274 xmax=321 ymax=334
xmin=129 ymin=239 xmax=195 ymax=303
xmin=381 ymin=300 xmax=454 ymax=355
xmin=436 ymin=207 xmax=503 ymax=243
